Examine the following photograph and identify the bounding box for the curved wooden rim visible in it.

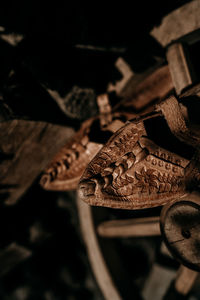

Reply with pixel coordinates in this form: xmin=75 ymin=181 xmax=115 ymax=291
xmin=77 ymin=198 xmax=122 ymax=300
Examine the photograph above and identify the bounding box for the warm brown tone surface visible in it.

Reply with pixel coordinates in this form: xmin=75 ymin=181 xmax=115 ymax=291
xmin=78 ymin=96 xmax=200 ymax=209
xmin=0 ymin=119 xmax=74 ymax=204
xmin=40 ymin=112 xmax=132 ymax=191
xmin=161 ymin=193 xmax=200 ymax=271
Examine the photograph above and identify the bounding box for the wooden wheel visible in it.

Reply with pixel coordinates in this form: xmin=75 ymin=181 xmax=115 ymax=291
xmin=77 ymin=197 xmax=199 ymax=300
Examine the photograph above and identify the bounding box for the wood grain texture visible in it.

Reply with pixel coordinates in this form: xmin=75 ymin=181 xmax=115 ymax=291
xmin=40 ymin=112 xmax=132 ymax=191
xmin=0 ymin=119 xmax=74 ymax=204
xmin=160 ymin=192 xmax=200 ymax=271
xmin=78 ymin=97 xmax=200 ymax=210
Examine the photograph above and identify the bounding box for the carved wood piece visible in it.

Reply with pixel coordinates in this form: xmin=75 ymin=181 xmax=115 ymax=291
xmin=40 ymin=112 xmax=133 ymax=191
xmin=78 ymin=96 xmax=199 ymax=210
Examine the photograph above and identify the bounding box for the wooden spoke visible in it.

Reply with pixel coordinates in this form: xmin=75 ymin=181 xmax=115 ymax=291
xmin=77 ymin=198 xmax=122 ymax=300
xmin=97 ymin=216 xmax=160 ymax=238
xmin=175 ymin=265 xmax=198 ymax=296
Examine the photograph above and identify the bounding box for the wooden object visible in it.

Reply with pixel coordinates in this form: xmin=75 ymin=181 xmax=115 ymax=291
xmin=40 ymin=112 xmax=131 ymax=191
xmin=112 ymin=63 xmax=173 ymax=111
xmin=160 ymin=192 xmax=200 ymax=271
xmin=166 ymin=43 xmax=193 ymax=95
xmin=0 ymin=119 xmax=74 ymax=204
xmin=142 ymin=263 xmax=176 ymax=300
xmin=151 ymin=1 xmax=200 ymax=95
xmin=78 ymin=96 xmax=200 ymax=210
xmin=97 ymin=216 xmax=160 ymax=238
xmin=77 ymin=198 xmax=122 ymax=300
xmin=150 ymin=0 xmax=200 ymax=47
xmin=175 ymin=265 xmax=198 ymax=295
xmin=107 ymin=58 xmax=173 ymax=111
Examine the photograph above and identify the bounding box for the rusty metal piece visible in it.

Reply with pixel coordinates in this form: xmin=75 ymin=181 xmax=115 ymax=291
xmin=40 ymin=111 xmax=134 ymax=191
xmin=78 ymin=96 xmax=200 ymax=210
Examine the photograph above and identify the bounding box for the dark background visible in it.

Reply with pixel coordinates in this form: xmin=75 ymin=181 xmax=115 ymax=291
xmin=0 ymin=1 xmax=197 ymax=300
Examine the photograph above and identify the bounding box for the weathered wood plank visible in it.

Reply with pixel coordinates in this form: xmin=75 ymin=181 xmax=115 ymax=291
xmin=166 ymin=43 xmax=193 ymax=95
xmin=0 ymin=119 xmax=74 ymax=205
xmin=114 ymin=64 xmax=173 ymax=111
xmin=151 ymin=0 xmax=200 ymax=47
